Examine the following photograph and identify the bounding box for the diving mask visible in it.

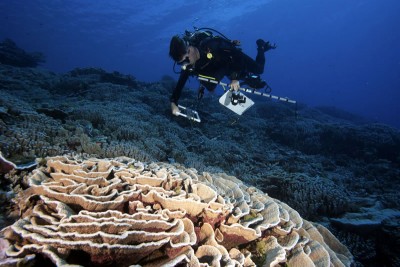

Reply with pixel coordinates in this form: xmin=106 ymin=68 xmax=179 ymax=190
xmin=177 ymin=56 xmax=190 ymax=66
xmin=178 ymin=56 xmax=193 ymax=71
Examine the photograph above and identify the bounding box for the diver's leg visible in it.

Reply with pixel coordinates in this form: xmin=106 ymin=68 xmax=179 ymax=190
xmin=236 ymin=50 xmax=264 ymax=75
xmin=238 ymin=40 xmax=277 ymax=75
xmin=255 ymin=39 xmax=276 ymax=73
xmin=255 ymin=48 xmax=266 ymax=73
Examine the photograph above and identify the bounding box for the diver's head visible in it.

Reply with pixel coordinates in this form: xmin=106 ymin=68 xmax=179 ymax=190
xmin=169 ymin=35 xmax=200 ymax=67
xmin=169 ymin=35 xmax=187 ymax=62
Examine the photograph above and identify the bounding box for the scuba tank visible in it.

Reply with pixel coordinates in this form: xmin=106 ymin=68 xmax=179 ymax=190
xmin=182 ymin=27 xmax=240 ymax=49
xmin=183 ymin=29 xmax=213 ymax=47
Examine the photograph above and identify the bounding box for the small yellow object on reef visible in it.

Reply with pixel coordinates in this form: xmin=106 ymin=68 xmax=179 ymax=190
xmin=207 ymin=52 xmax=213 ymax=59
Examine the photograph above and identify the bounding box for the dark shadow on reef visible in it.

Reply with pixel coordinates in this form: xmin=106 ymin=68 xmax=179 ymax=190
xmin=0 ymin=39 xmax=399 ymax=266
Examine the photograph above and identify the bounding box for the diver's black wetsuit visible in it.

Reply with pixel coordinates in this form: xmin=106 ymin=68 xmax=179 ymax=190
xmin=170 ymin=37 xmax=266 ymax=105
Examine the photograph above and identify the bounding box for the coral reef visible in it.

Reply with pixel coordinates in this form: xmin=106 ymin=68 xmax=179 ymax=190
xmin=0 ymin=63 xmax=399 ymax=265
xmin=50 ymin=67 xmax=138 ymax=97
xmin=0 ymin=39 xmax=45 ymax=68
xmin=261 ymin=173 xmax=350 ymax=220
xmin=0 ymin=156 xmax=353 ymax=266
xmin=264 ymin=106 xmax=400 ymax=163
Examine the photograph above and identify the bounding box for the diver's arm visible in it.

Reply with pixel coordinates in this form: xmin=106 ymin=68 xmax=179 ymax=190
xmin=170 ymin=70 xmax=190 ymax=115
xmin=228 ymin=71 xmax=241 ymax=91
xmin=170 ymin=70 xmax=189 ymax=105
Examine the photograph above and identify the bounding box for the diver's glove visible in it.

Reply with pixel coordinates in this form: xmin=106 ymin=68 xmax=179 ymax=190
xmin=229 ymin=80 xmax=240 ymax=91
xmin=171 ymin=102 xmax=180 ymax=116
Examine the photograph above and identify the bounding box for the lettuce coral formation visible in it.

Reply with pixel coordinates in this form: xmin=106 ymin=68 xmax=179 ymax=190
xmin=0 ymin=156 xmax=353 ymax=266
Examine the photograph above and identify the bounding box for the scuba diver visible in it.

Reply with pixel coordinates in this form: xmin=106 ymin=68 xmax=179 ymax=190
xmin=169 ymin=28 xmax=276 ymax=115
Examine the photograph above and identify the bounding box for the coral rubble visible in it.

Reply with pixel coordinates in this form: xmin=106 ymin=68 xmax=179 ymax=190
xmin=0 ymin=156 xmax=353 ymax=266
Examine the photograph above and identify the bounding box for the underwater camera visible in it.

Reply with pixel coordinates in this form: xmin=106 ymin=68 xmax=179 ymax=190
xmin=231 ymin=91 xmax=246 ymax=105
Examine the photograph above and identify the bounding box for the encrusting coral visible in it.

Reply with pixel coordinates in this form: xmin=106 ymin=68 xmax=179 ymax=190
xmin=0 ymin=156 xmax=353 ymax=266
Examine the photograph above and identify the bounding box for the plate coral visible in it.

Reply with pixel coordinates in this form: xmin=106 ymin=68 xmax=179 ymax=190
xmin=0 ymin=156 xmax=353 ymax=266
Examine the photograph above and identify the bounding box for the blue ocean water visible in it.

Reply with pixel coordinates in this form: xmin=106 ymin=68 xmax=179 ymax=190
xmin=0 ymin=0 xmax=399 ymax=128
